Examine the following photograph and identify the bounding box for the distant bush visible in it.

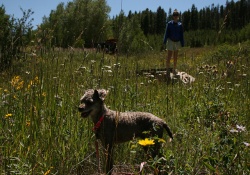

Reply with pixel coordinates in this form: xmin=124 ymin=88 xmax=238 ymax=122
xmin=0 ymin=5 xmax=33 ymax=71
xmin=239 ymin=23 xmax=250 ymax=41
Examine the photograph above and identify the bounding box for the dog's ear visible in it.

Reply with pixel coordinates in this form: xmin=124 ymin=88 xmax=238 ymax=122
xmin=93 ymin=90 xmax=100 ymax=101
xmin=99 ymin=89 xmax=108 ymax=101
xmin=94 ymin=89 xmax=108 ymax=101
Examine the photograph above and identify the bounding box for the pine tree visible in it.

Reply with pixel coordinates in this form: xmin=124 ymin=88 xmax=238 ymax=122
xmin=155 ymin=6 xmax=167 ymax=35
xmin=190 ymin=4 xmax=198 ymax=30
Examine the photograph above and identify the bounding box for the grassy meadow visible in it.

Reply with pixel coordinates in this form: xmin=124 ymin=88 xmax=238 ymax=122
xmin=0 ymin=42 xmax=249 ymax=174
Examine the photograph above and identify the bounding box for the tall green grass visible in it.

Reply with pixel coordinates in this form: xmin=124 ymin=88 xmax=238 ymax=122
xmin=1 ymin=42 xmax=249 ymax=174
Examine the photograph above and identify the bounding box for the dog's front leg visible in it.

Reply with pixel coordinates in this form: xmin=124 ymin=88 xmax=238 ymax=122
xmin=94 ymin=140 xmax=101 ymax=174
xmin=104 ymin=142 xmax=114 ymax=175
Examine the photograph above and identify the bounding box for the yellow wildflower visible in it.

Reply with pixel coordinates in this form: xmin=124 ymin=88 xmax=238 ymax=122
xmin=44 ymin=167 xmax=53 ymax=175
xmin=17 ymin=81 xmax=24 ymax=90
xmin=27 ymin=82 xmax=32 ymax=89
xmin=5 ymin=113 xmax=13 ymax=119
xmin=11 ymin=76 xmax=24 ymax=90
xmin=27 ymin=76 xmax=40 ymax=89
xmin=43 ymin=169 xmax=51 ymax=175
xmin=26 ymin=121 xmax=31 ymax=127
xmin=34 ymin=76 xmax=39 ymax=83
xmin=138 ymin=138 xmax=155 ymax=146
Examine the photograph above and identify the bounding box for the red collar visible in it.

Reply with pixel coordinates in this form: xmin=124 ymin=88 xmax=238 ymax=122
xmin=92 ymin=116 xmax=104 ymax=131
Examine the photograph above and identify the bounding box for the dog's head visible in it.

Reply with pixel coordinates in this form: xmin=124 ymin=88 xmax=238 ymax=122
xmin=78 ymin=89 xmax=108 ymax=118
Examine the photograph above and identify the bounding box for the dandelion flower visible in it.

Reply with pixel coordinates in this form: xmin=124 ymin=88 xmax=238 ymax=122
xmin=5 ymin=113 xmax=13 ymax=119
xmin=138 ymin=138 xmax=155 ymax=146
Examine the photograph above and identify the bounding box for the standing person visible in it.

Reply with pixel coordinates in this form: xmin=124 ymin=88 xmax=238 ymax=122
xmin=163 ymin=9 xmax=184 ymax=74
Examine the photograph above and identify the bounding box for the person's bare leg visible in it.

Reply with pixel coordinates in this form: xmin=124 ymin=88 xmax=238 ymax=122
xmin=167 ymin=50 xmax=173 ymax=70
xmin=173 ymin=50 xmax=178 ymax=71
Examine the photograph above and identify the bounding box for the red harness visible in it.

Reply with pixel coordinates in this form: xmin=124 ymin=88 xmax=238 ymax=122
xmin=92 ymin=115 xmax=104 ymax=131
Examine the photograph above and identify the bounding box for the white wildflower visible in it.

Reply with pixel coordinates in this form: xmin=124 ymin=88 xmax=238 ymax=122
xmin=236 ymin=125 xmax=246 ymax=132
xmin=243 ymin=142 xmax=250 ymax=147
xmin=229 ymin=129 xmax=238 ymax=133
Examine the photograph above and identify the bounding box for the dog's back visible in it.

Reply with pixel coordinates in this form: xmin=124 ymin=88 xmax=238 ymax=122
xmin=101 ymin=110 xmax=173 ymax=143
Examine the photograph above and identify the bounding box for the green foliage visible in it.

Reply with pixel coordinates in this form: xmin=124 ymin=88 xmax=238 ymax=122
xmin=0 ymin=5 xmax=34 ymax=71
xmin=239 ymin=23 xmax=250 ymax=41
xmin=118 ymin=14 xmax=148 ymax=54
xmin=0 ymin=5 xmax=12 ymax=71
xmin=40 ymin=0 xmax=111 ymax=48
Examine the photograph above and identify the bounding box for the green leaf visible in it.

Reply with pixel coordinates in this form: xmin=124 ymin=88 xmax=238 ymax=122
xmin=203 ymin=161 xmax=216 ymax=172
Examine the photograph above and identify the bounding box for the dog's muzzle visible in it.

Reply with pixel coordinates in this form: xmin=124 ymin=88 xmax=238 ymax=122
xmin=78 ymin=104 xmax=92 ymax=118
